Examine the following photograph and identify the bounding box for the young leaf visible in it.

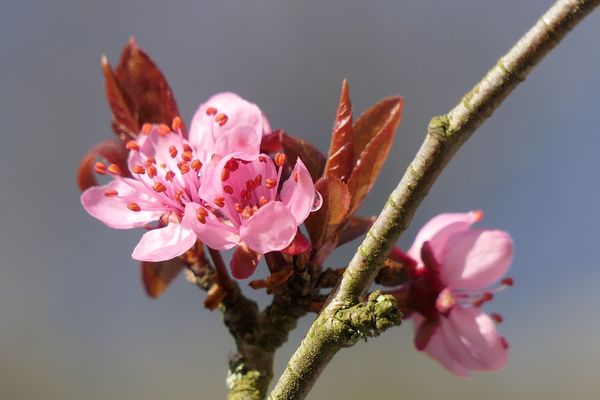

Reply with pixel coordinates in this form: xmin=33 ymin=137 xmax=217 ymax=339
xmin=323 ymin=79 xmax=354 ymax=182
xmin=105 ymin=37 xmax=182 ymax=138
xmin=141 ymin=259 xmax=184 ymax=298
xmin=304 ymin=176 xmax=350 ymax=252
xmin=77 ymin=140 xmax=128 ymax=191
xmin=347 ymin=96 xmax=404 ymax=215
xmin=352 ymin=96 xmax=404 ymax=159
xmin=280 ymin=130 xmax=326 ymax=182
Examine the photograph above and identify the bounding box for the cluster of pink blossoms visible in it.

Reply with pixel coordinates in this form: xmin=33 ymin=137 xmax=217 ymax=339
xmin=391 ymin=211 xmax=514 ymax=376
xmin=81 ymin=93 xmax=320 ymax=278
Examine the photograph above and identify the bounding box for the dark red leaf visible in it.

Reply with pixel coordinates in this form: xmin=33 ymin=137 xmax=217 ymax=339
xmin=260 ymin=130 xmax=283 ymax=153
xmin=347 ymin=96 xmax=404 ymax=215
xmin=305 ymin=176 xmax=350 ymax=258
xmin=141 ymin=258 xmax=184 ymax=298
xmin=336 ymin=215 xmax=376 ymax=247
xmin=77 ymin=140 xmax=129 ymax=191
xmin=352 ymin=96 xmax=404 ymax=159
xmin=280 ymin=131 xmax=326 ymax=182
xmin=324 ymin=79 xmax=354 ymax=182
xmin=105 ymin=37 xmax=182 ymax=138
xmin=101 ymin=55 xmax=137 ymax=141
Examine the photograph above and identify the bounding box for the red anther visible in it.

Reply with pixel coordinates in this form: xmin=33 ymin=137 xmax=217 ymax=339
xmin=293 ymin=170 xmax=300 ymax=182
xmin=94 ymin=162 xmax=107 ymax=175
xmin=126 ymin=140 xmax=140 ymax=151
xmin=205 ymin=107 xmax=217 ymax=116
xmin=158 ymin=124 xmax=171 ymax=136
xmin=215 ymin=113 xmax=228 ymax=126
xmin=174 ymin=190 xmax=184 ymax=201
xmin=191 ymin=159 xmax=202 ymax=171
xmin=197 ymin=207 xmax=208 ymax=217
xmin=224 ymin=158 xmax=239 ymax=171
xmin=153 ymin=182 xmax=167 ymax=193
xmin=181 ymin=151 xmax=193 ymax=162
xmin=265 ymin=178 xmax=277 ymax=189
xmin=132 ymin=165 xmax=145 ymax=174
xmin=165 ymin=171 xmax=175 ymax=181
xmin=108 ymin=164 xmax=122 ymax=175
xmin=141 ymin=123 xmax=153 ymax=135
xmin=224 ymin=185 xmax=234 ymax=194
xmin=221 ymin=168 xmax=230 ymax=181
xmin=169 ymin=145 xmax=178 ymax=158
xmin=178 ymin=162 xmax=190 ymax=174
xmin=254 ymin=175 xmax=262 ymax=186
xmin=214 ymin=196 xmax=225 ymax=207
xmin=172 ymin=116 xmax=183 ymax=131
xmin=259 ymin=196 xmax=269 ymax=207
xmin=274 ymin=153 xmax=286 ymax=167
xmin=234 ymin=203 xmax=243 ymax=213
xmin=501 ymin=277 xmax=514 ymax=287
xmin=258 ymin=155 xmax=268 ymax=163
xmin=241 ymin=189 xmax=251 ymax=201
xmin=127 ymin=202 xmax=141 ymax=212
xmin=246 ymin=179 xmax=256 ymax=192
xmin=473 ymin=209 xmax=484 ymax=222
xmin=183 ymin=144 xmax=192 ymax=153
xmin=146 ymin=156 xmax=156 ymax=165
xmin=500 ymin=337 xmax=509 ymax=349
xmin=490 ymin=312 xmax=504 ymax=324
xmin=196 ymin=212 xmax=207 ymax=224
xmin=473 ymin=292 xmax=494 ymax=307
xmin=146 ymin=165 xmax=157 ymax=178
xmin=104 ymin=189 xmax=118 ymax=197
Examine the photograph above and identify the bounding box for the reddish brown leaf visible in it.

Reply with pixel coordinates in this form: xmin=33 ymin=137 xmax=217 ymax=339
xmin=141 ymin=259 xmax=184 ymax=298
xmin=347 ymin=96 xmax=404 ymax=215
xmin=260 ymin=130 xmax=283 ymax=153
xmin=280 ymin=131 xmax=326 ymax=182
xmin=336 ymin=215 xmax=376 ymax=247
xmin=105 ymin=38 xmax=182 ymax=138
xmin=352 ymin=96 xmax=404 ymax=159
xmin=101 ymin=55 xmax=137 ymax=141
xmin=324 ymin=79 xmax=354 ymax=182
xmin=305 ymin=176 xmax=350 ymax=255
xmin=77 ymin=140 xmax=129 ymax=191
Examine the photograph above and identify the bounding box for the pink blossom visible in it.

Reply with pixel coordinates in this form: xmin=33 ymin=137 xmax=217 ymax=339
xmin=394 ymin=211 xmax=514 ymax=377
xmin=182 ymin=152 xmax=320 ymax=279
xmin=81 ymin=93 xmax=269 ymax=262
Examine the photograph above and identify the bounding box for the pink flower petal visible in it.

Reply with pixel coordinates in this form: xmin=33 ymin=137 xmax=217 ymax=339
xmin=438 ymin=306 xmax=508 ymax=372
xmin=189 ymin=92 xmax=268 ymax=160
xmin=408 ymin=211 xmax=482 ymax=262
xmin=413 ymin=313 xmax=470 ymax=377
xmin=280 ymin=158 xmax=315 ymax=224
xmin=214 ymin=124 xmax=262 ymax=158
xmin=182 ymin=203 xmax=240 ymax=250
xmin=131 ymin=223 xmax=197 ymax=262
xmin=441 ymin=229 xmax=513 ymax=290
xmin=240 ymin=201 xmax=297 ymax=254
xmin=81 ymin=179 xmax=163 ymax=229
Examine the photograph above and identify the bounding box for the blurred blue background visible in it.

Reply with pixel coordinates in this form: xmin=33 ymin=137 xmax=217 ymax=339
xmin=1 ymin=0 xmax=599 ymax=398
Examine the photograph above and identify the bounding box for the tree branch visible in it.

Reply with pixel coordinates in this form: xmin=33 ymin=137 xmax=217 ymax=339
xmin=269 ymin=1 xmax=600 ymax=398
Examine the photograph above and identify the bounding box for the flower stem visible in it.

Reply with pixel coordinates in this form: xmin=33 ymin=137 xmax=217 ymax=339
xmin=269 ymin=1 xmax=600 ymax=399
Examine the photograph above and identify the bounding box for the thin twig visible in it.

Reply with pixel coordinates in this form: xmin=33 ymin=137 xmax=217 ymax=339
xmin=269 ymin=1 xmax=600 ymax=399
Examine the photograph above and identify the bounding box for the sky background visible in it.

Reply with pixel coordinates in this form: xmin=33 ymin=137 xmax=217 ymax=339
xmin=1 ymin=0 xmax=600 ymax=399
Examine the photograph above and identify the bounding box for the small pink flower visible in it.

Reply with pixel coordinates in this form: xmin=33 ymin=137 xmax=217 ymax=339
xmin=81 ymin=93 xmax=269 ymax=262
xmin=182 ymin=152 xmax=319 ymax=279
xmin=394 ymin=211 xmax=514 ymax=377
